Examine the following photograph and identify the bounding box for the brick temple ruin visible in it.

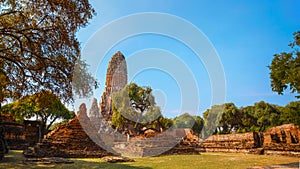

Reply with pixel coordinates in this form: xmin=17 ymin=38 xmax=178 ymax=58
xmin=22 ymin=51 xmax=190 ymax=157
xmin=20 ymin=51 xmax=300 ymax=158
xmin=23 ymin=51 xmax=129 ymax=157
xmin=0 ymin=114 xmax=43 ymax=150
xmin=24 ymin=104 xmax=113 ymax=158
xmin=198 ymin=123 xmax=300 ymax=156
xmin=99 ymin=51 xmax=127 ymax=121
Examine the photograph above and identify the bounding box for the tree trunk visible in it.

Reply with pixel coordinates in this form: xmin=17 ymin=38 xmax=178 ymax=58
xmin=40 ymin=123 xmax=47 ymax=142
xmin=0 ymin=102 xmax=2 ymax=122
xmin=47 ymin=117 xmax=58 ymax=131
xmin=134 ymin=114 xmax=139 ymax=128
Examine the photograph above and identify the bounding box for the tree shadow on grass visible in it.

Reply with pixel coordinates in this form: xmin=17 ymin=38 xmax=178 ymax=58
xmin=59 ymin=160 xmax=152 ymax=169
xmin=277 ymin=162 xmax=299 ymax=168
xmin=0 ymin=150 xmax=152 ymax=169
xmin=2 ymin=160 xmax=152 ymax=169
xmin=272 ymin=162 xmax=300 ymax=169
xmin=247 ymin=162 xmax=299 ymax=169
xmin=0 ymin=151 xmax=30 ymax=169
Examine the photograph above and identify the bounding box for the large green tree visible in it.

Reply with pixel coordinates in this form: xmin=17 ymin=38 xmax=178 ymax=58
xmin=0 ymin=0 xmax=96 ymax=106
xmin=173 ymin=113 xmax=204 ymax=136
xmin=192 ymin=116 xmax=204 ymax=137
xmin=217 ymin=103 xmax=242 ymax=134
xmin=1 ymin=90 xmax=74 ymax=135
xmin=279 ymin=101 xmax=300 ymax=126
xmin=234 ymin=101 xmax=281 ymax=132
xmin=202 ymin=102 xmax=282 ymax=134
xmin=173 ymin=113 xmax=195 ymax=129
xmin=111 ymin=83 xmax=166 ymax=134
xmin=269 ymin=31 xmax=300 ymax=98
xmin=252 ymin=101 xmax=280 ymax=132
xmin=203 ymin=104 xmax=224 ymax=136
xmin=112 ymin=83 xmax=155 ymax=127
xmin=203 ymin=103 xmax=242 ymax=135
xmin=239 ymin=105 xmax=257 ymax=132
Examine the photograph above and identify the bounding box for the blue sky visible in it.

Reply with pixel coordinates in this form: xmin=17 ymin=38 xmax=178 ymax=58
xmin=76 ymin=0 xmax=300 ymax=118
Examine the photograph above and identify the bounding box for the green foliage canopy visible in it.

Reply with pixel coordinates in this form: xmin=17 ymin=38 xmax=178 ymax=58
xmin=252 ymin=101 xmax=280 ymax=132
xmin=203 ymin=101 xmax=298 ymax=135
xmin=279 ymin=101 xmax=300 ymax=126
xmin=269 ymin=31 xmax=300 ymax=98
xmin=173 ymin=113 xmax=204 ymax=136
xmin=0 ymin=0 xmax=95 ymax=105
xmin=111 ymin=83 xmax=171 ymax=133
xmin=173 ymin=113 xmax=195 ymax=129
xmin=1 ymin=90 xmax=74 ymax=134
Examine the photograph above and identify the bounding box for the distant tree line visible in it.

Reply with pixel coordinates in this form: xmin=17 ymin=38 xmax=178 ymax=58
xmin=203 ymin=101 xmax=300 ymax=135
xmin=166 ymin=100 xmax=300 ymax=137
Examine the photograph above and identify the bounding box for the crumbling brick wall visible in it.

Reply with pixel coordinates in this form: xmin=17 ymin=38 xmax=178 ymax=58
xmin=200 ymin=124 xmax=300 ymax=156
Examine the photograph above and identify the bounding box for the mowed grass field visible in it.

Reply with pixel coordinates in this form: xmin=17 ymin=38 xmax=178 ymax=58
xmin=0 ymin=150 xmax=299 ymax=169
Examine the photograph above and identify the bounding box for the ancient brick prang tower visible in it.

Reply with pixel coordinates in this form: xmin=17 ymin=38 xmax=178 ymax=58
xmin=99 ymin=51 xmax=127 ymax=120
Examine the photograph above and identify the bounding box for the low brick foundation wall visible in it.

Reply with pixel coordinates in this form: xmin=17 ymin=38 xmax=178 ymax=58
xmin=199 ymin=124 xmax=300 ymax=157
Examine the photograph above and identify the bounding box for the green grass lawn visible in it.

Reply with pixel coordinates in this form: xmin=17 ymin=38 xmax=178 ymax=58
xmin=0 ymin=150 xmax=299 ymax=169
